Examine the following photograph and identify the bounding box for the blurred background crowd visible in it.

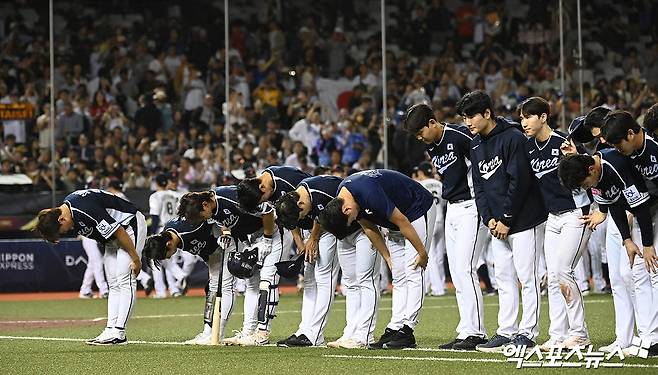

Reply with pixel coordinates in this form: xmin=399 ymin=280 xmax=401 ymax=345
xmin=1 ymin=0 xmax=657 ymax=193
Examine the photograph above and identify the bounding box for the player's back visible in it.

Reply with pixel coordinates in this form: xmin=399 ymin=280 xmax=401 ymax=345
xmin=149 ymin=190 xmax=184 ymax=226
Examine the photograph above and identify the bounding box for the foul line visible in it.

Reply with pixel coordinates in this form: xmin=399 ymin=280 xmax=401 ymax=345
xmin=0 ymin=335 xmax=186 ymax=346
xmin=322 ymin=354 xmax=658 ymax=368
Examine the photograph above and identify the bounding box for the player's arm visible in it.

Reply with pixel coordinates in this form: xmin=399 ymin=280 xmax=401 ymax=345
xmin=291 ymin=227 xmax=305 ymax=253
xmin=358 ymin=218 xmax=392 ymax=269
xmin=304 ymin=220 xmax=323 ymax=262
xmin=499 ymin=135 xmax=532 ymax=233
xmin=471 ymin=154 xmax=494 ymax=226
xmin=113 ymin=226 xmax=141 ymax=276
xmin=389 ymin=208 xmax=428 ymax=269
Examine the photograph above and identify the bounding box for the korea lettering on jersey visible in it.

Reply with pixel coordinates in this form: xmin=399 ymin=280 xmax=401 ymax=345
xmin=595 ymin=152 xmax=650 ymax=208
xmin=165 ymin=218 xmax=217 ymax=261
xmin=65 ymin=189 xmax=138 ymax=243
xmin=478 ymin=156 xmax=503 ymax=180
xmin=212 ymin=186 xmax=265 ymax=241
xmin=630 ymin=132 xmax=658 ymax=181
xmin=425 ymin=123 xmax=474 ymax=202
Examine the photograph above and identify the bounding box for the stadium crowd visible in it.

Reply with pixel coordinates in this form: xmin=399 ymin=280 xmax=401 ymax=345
xmin=0 ymin=0 xmax=657 ymax=192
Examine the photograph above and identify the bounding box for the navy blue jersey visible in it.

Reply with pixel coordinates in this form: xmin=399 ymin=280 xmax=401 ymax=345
xmin=340 ymin=169 xmax=433 ymax=230
xmin=300 ymin=175 xmax=360 ymax=236
xmin=426 ymin=123 xmax=474 ymax=202
xmin=212 ymin=186 xmax=265 ymax=242
xmin=593 ymin=148 xmax=650 ymax=208
xmin=64 ymin=189 xmax=139 ymax=243
xmin=265 ymin=166 xmax=311 ymax=203
xmin=630 ymin=131 xmax=658 ymax=185
xmin=470 ymin=117 xmax=547 ymax=234
xmin=525 ymin=130 xmax=591 ymax=212
xmin=164 ymin=218 xmax=218 ymax=262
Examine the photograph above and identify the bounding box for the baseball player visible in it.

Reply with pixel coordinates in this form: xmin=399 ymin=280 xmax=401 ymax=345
xmin=404 ymin=103 xmax=489 ymax=350
xmin=565 ymin=109 xmax=639 ymax=352
xmin=149 ymin=173 xmax=186 ymax=297
xmin=79 ymin=236 xmax=109 ymax=299
xmin=232 ymin=166 xmax=310 ymax=345
xmin=35 ymin=189 xmax=147 ymax=345
xmin=519 ymin=97 xmax=592 ymax=350
xmin=412 ymin=162 xmax=447 ymax=297
xmin=276 ymin=174 xmax=381 ymax=348
xmin=319 ymin=169 xmax=436 ymax=349
xmin=178 ymin=186 xmax=289 ymax=346
xmin=143 ymin=216 xmax=224 ymax=345
xmin=457 ymin=91 xmax=547 ymax=352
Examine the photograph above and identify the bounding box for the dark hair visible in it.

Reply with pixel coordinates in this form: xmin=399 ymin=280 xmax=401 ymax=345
xmin=456 ymin=90 xmax=495 ymax=118
xmin=644 ymin=103 xmax=658 ymax=135
xmin=317 ymin=198 xmax=348 ymax=237
xmin=177 ymin=191 xmax=213 ymax=224
xmin=558 ymin=154 xmax=595 ymax=190
xmin=237 ymin=178 xmax=263 ymax=212
xmin=602 ymin=110 xmax=641 ymax=145
xmin=275 ymin=191 xmax=301 ymax=230
xmin=403 ymin=103 xmax=435 ymax=134
xmin=36 ymin=208 xmax=62 ymax=243
xmin=583 ymin=106 xmax=611 ymax=131
xmin=518 ymin=96 xmax=550 ymax=118
xmin=143 ymin=231 xmax=173 ymax=262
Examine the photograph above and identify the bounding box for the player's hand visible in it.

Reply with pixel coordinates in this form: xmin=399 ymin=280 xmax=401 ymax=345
xmin=414 ymin=250 xmax=428 ymax=270
xmin=258 ymin=237 xmax=273 ymax=263
xmin=580 ymin=211 xmax=606 ymax=230
xmin=487 ymin=218 xmax=497 ymax=231
xmin=294 ymin=237 xmax=306 ymax=255
xmin=642 ymin=246 xmax=658 ymax=273
xmin=218 ymin=235 xmax=232 ymax=250
xmin=560 ymin=139 xmax=577 ymax=155
xmin=624 ymin=239 xmax=642 ymax=268
xmin=492 ymin=221 xmax=509 ymax=240
xmin=304 ymin=237 xmax=319 ymax=263
xmin=130 ymin=257 xmax=142 ymax=276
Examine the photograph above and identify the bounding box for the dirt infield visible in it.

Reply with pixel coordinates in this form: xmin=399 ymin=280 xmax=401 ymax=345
xmin=0 ymin=318 xmax=100 ymax=331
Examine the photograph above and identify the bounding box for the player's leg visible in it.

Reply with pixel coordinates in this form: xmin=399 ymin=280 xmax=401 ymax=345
xmin=352 ymin=232 xmax=381 ymax=347
xmin=379 ymin=256 xmax=390 ymax=294
xmin=330 ymin=232 xmax=359 ymax=348
xmin=600 ymin=217 xmax=636 ymax=351
xmin=279 ymin=258 xmax=315 ymax=346
xmin=87 ymin=244 xmax=118 ymax=343
xmin=306 ymin=233 xmax=339 ymax=346
xmin=574 ymin=257 xmax=590 ymax=293
xmin=151 ymin=260 xmax=169 ymax=298
xmin=477 ymin=235 xmax=517 ymax=352
xmin=186 ymin=249 xmax=223 ymax=345
xmin=542 ymin=214 xmax=570 ymax=348
xmin=446 ymin=201 xmax=488 ymax=350
xmin=425 ymin=218 xmax=445 ymax=296
xmin=220 ymin=246 xmax=236 ymax=340
xmin=79 ymin=237 xmax=97 ymax=298
xmin=630 ymin=218 xmax=658 ymax=348
xmin=224 ymin=269 xmax=259 ymax=345
xmin=510 ymin=224 xmax=542 ymax=346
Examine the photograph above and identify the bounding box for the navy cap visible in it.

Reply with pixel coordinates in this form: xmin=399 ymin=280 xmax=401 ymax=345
xmin=568 ymin=115 xmax=594 ymax=143
xmin=415 ymin=161 xmax=433 ymax=176
xmin=275 ymin=254 xmax=304 ymax=278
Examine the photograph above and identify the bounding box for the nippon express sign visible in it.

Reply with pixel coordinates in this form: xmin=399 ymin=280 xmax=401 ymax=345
xmin=0 ymin=102 xmax=34 ymax=120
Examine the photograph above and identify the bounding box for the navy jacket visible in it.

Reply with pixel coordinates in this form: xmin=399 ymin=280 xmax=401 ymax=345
xmin=470 ymin=117 xmax=547 ymax=234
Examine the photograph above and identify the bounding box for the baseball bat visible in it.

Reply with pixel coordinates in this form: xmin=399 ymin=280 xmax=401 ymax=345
xmin=210 ymin=294 xmax=221 ymax=345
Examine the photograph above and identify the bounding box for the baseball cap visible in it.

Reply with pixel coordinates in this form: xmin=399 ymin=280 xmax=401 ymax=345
xmin=415 ymin=161 xmax=433 ymax=176
xmin=568 ymin=115 xmax=594 ymax=143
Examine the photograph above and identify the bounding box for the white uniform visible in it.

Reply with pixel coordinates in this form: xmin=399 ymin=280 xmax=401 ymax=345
xmin=79 ymin=236 xmax=109 ymax=297
xmin=149 ymin=189 xmax=186 ymax=296
xmin=418 ymin=178 xmax=447 ymax=296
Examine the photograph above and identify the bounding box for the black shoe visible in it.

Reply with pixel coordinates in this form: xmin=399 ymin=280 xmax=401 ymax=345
xmin=277 ymin=334 xmax=298 ymax=347
xmin=647 ymin=343 xmax=658 ymax=357
xmin=453 ymin=336 xmax=488 ymax=351
xmin=484 ymin=288 xmax=498 ymax=296
xmin=509 ymin=334 xmax=535 ymax=349
xmin=145 ymin=278 xmax=154 ymax=296
xmin=287 ymin=334 xmax=313 ymax=347
xmin=602 ymin=286 xmax=612 ymax=294
xmin=439 ymin=338 xmax=462 ymax=349
xmin=382 ymin=325 xmax=416 ymax=349
xmin=368 ymin=328 xmax=397 ymax=349
xmin=476 ymin=334 xmax=512 ymax=353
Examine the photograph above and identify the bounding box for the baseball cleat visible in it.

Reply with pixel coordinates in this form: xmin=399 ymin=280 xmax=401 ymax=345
xmin=89 ymin=336 xmax=128 ymax=346
xmin=539 ymin=337 xmax=564 ymax=352
xmin=382 ymin=325 xmax=416 ymax=349
xmin=285 ymin=334 xmax=313 ymax=347
xmin=338 ymin=339 xmax=367 ymax=349
xmin=276 ymin=334 xmax=298 ymax=347
xmin=237 ymin=330 xmax=269 ymax=346
xmin=79 ymin=292 xmax=94 ymax=299
xmin=453 ymin=335 xmax=487 ymax=351
xmin=561 ymin=336 xmax=591 ymax=349
xmin=327 ymin=337 xmax=347 ymax=348
xmin=184 ymin=331 xmax=212 ymax=345
xmin=476 ymin=334 xmax=512 ymax=353
xmin=144 ymin=278 xmax=154 ymax=296
xmin=599 ymin=341 xmax=625 ymax=353
xmin=86 ymin=328 xmax=114 ymax=345
xmin=438 ymin=338 xmax=462 ymax=350
xmin=368 ymin=328 xmax=397 ymax=349
xmin=222 ymin=330 xmax=253 ymax=346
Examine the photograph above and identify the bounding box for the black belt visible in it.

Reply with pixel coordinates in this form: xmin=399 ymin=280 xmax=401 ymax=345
xmin=449 ymin=199 xmax=469 ymax=204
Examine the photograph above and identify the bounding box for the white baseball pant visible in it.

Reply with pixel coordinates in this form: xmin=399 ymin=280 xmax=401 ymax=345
xmin=425 ymin=202 xmax=446 ymax=296
xmin=152 ymin=251 xmax=185 ymax=296
xmin=630 ymin=213 xmax=658 ymax=345
xmin=445 ymin=199 xmax=488 ymax=339
xmin=544 ymin=209 xmax=591 ymax=341
xmin=491 ymin=222 xmax=544 ymax=340
xmin=337 ymin=229 xmax=381 ymax=344
xmin=387 ymin=205 xmax=437 ymax=331
xmin=103 ymin=212 xmax=146 ymax=333
xmin=295 ymin=232 xmax=339 ymax=345
xmin=587 ymin=218 xmax=608 ymax=292
xmin=80 ymin=237 xmax=108 ymax=296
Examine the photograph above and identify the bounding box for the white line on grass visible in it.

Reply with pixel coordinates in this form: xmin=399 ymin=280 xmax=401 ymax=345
xmin=322 ymin=354 xmax=658 ymax=368
xmin=0 ymin=335 xmax=187 ymax=345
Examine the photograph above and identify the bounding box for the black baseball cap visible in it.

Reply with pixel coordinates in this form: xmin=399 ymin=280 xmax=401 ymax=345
xmin=414 ymin=161 xmax=433 ymax=176
xmin=568 ymin=115 xmax=594 ymax=143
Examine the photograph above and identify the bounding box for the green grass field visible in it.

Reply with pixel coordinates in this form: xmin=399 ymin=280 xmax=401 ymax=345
xmin=0 ymin=292 xmax=656 ymax=374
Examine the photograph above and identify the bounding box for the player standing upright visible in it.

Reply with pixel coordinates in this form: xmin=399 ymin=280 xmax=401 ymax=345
xmin=404 ymin=103 xmax=489 ymax=350
xmin=35 ymin=189 xmax=147 ymax=345
xmin=519 ymin=97 xmax=592 ymax=349
xmin=319 ymin=169 xmax=436 ymax=349
xmin=457 ymin=91 xmax=547 ymax=352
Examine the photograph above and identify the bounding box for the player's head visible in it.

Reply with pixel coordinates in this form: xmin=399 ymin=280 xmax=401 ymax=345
xmin=584 ymin=106 xmax=611 ymax=141
xmin=237 ymin=176 xmax=270 ymax=212
xmin=155 ymin=173 xmax=168 ymax=188
xmin=414 ymin=161 xmax=433 ymax=179
xmin=177 ymin=191 xmax=214 ymax=224
xmin=143 ymin=230 xmax=178 ymax=262
xmin=518 ymin=96 xmax=550 ymax=137
xmin=403 ymin=103 xmax=440 ymax=144
xmin=275 ymin=191 xmax=303 ymax=230
xmin=318 ymin=197 xmax=359 ymax=236
xmin=35 ymin=207 xmax=74 ymax=243
xmin=601 ymin=110 xmax=642 ymax=156
xmin=456 ymin=90 xmax=495 ymax=135
xmin=644 ymin=103 xmax=658 ymax=136
xmin=558 ymin=154 xmax=598 ymax=190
